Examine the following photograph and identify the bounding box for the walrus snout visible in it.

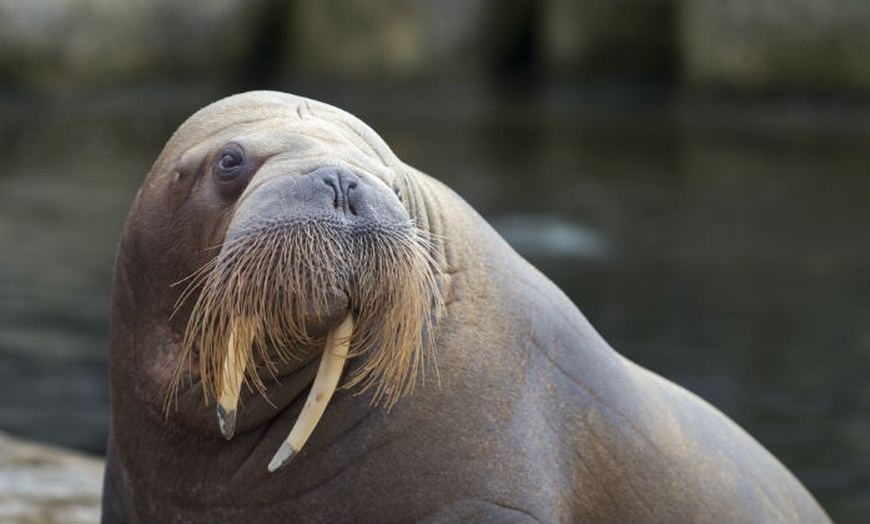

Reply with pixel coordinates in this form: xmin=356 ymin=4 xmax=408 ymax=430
xmin=228 ymin=165 xmax=408 ymax=237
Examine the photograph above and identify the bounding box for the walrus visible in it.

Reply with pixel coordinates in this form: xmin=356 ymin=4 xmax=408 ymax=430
xmin=102 ymin=90 xmax=829 ymax=522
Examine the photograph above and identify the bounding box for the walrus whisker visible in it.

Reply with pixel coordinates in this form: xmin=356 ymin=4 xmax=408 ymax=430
xmin=167 ymin=214 xmax=442 ymax=449
xmin=341 ymin=226 xmax=443 ymax=407
xmin=268 ymin=314 xmax=354 ymax=472
xmin=168 ymin=241 xmax=232 ymax=326
xmin=168 ymin=256 xmax=220 ymax=324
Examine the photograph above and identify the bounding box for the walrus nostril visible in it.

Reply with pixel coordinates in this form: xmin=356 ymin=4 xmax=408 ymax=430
xmin=344 ymin=178 xmax=359 ymax=216
xmin=321 ymin=168 xmax=360 ymax=216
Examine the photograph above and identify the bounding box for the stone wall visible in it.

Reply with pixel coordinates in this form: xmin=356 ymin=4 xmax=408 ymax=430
xmin=282 ymin=0 xmax=531 ymax=79
xmin=0 ymin=0 xmax=272 ymax=89
xmin=540 ymin=0 xmax=676 ymax=80
xmin=679 ymin=0 xmax=870 ymax=91
xmin=0 ymin=1 xmax=866 ymax=94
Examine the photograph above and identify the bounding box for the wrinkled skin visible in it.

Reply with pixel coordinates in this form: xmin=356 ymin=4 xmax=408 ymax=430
xmin=103 ymin=91 xmax=829 ymax=523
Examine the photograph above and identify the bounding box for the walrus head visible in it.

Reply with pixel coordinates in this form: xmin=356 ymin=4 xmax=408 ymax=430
xmin=116 ymin=91 xmax=443 ymax=472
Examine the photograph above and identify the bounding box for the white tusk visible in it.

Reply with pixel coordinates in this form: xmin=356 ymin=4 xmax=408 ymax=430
xmin=268 ymin=314 xmax=353 ymax=473
xmin=217 ymin=322 xmax=250 ymax=440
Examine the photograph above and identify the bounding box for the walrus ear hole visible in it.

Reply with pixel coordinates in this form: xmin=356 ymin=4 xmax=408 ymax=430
xmin=214 ymin=143 xmax=251 ymax=197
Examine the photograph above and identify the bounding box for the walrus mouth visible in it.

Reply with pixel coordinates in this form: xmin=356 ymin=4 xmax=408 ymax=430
xmin=171 ymin=218 xmax=441 ymax=471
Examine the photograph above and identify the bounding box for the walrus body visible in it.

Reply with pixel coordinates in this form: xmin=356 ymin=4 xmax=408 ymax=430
xmin=103 ymin=91 xmax=828 ymax=522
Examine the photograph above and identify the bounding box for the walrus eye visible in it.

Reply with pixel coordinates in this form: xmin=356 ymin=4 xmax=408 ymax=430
xmin=219 ymin=152 xmax=241 ymax=170
xmin=214 ymin=144 xmax=251 ymax=197
xmin=216 ymin=145 xmax=245 ymax=177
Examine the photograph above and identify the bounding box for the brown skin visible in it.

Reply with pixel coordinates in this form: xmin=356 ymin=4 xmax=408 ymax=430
xmin=103 ymin=91 xmax=830 ymax=523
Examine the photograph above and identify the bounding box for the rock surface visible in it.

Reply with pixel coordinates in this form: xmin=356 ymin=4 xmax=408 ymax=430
xmin=679 ymin=0 xmax=870 ymax=90
xmin=1 ymin=0 xmax=867 ymax=91
xmin=282 ymin=0 xmax=530 ymax=79
xmin=540 ymin=0 xmax=675 ymax=79
xmin=0 ymin=0 xmax=271 ymax=90
xmin=0 ymin=431 xmax=103 ymax=524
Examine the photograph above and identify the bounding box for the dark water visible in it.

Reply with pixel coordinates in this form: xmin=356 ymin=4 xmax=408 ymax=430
xmin=1 ymin=84 xmax=867 ymax=520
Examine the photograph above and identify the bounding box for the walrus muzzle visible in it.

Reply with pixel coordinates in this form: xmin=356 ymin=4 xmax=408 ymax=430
xmin=171 ymin=171 xmax=441 ymax=472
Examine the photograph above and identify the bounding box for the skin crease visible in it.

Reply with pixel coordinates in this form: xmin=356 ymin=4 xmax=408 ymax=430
xmin=103 ymin=91 xmax=830 ymax=523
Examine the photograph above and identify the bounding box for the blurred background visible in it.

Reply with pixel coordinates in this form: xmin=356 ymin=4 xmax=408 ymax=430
xmin=0 ymin=0 xmax=867 ymax=521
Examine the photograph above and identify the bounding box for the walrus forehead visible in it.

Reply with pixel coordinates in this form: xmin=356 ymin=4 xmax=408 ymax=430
xmin=166 ymin=91 xmax=396 ymax=170
xmin=173 ymin=119 xmax=380 ymax=169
